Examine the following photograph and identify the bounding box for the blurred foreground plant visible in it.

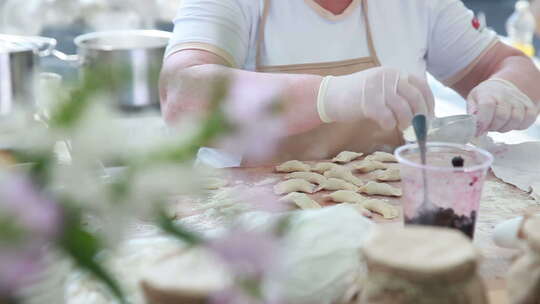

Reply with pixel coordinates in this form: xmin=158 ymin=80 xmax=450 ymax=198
xmin=0 ymin=63 xmax=289 ymax=303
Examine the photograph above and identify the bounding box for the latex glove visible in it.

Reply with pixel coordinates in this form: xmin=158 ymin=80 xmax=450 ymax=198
xmin=467 ymin=78 xmax=540 ymax=136
xmin=317 ymin=67 xmax=435 ymax=130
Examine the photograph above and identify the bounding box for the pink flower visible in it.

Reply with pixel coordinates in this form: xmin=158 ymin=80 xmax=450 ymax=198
xmin=207 ymin=228 xmax=280 ymax=278
xmin=220 ymin=77 xmax=288 ymax=163
xmin=0 ymin=175 xmax=60 ymax=238
xmin=237 ymin=187 xmax=289 ymax=213
xmin=224 ymin=77 xmax=285 ymax=126
xmin=210 ymin=287 xmax=260 ymax=304
xmin=0 ymin=173 xmax=61 ymax=297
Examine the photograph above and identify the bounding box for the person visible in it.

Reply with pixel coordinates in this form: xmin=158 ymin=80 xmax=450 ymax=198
xmin=160 ymin=0 xmax=540 ymax=163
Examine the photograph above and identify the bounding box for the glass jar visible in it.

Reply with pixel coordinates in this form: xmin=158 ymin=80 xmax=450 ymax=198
xmin=507 ymin=215 xmax=540 ymax=304
xmin=360 ymin=226 xmax=488 ymax=304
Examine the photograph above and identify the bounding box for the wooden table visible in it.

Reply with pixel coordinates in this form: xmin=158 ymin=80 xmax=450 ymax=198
xmin=212 ymin=163 xmax=540 ymax=304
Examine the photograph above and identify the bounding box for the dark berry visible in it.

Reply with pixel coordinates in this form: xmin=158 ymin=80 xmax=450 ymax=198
xmin=405 ymin=207 xmax=477 ymax=239
xmin=452 ymin=156 xmax=465 ymax=168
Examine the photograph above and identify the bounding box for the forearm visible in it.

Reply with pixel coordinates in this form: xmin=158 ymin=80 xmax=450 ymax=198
xmin=160 ymin=57 xmax=323 ymax=135
xmin=490 ymin=54 xmax=540 ymax=104
xmin=453 ymin=42 xmax=540 ymax=104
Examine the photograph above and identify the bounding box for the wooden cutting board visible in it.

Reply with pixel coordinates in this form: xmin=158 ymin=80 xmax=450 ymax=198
xmin=220 ymin=162 xmax=539 ymax=303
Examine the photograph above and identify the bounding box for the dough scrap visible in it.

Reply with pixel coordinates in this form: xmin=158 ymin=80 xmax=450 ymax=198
xmin=352 ymin=160 xmax=388 ymax=173
xmin=311 ymin=162 xmax=342 ymax=174
xmin=362 ymin=199 xmax=399 ymax=219
xmin=275 ymin=160 xmax=311 ymax=173
xmin=274 ymin=179 xmax=317 ymax=195
xmin=359 ymin=181 xmax=402 ymax=197
xmin=203 ymin=177 xmax=229 ymax=190
xmin=279 ymin=192 xmax=322 ymax=210
xmin=320 ymin=178 xmax=359 ymax=192
xmin=285 ymin=172 xmax=327 ymax=185
xmin=332 ymin=151 xmax=364 ymax=164
xmin=375 ymin=168 xmax=401 ymax=182
xmin=365 ymin=151 xmax=397 ymax=163
xmin=324 ymin=167 xmax=363 ymax=186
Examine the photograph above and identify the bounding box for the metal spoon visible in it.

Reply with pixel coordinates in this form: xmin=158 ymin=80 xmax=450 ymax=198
xmin=412 ymin=114 xmax=434 ymax=213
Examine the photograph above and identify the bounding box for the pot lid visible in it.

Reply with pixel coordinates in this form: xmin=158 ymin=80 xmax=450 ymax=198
xmin=0 ymin=39 xmax=35 ymax=53
xmin=0 ymin=34 xmax=56 ymax=56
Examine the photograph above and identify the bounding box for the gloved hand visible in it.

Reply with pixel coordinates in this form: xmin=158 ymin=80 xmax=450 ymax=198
xmin=467 ymin=78 xmax=540 ymax=136
xmin=317 ymin=67 xmax=435 ymax=130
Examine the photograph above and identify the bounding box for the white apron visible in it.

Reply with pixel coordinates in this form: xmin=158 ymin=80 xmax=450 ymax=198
xmin=252 ymin=0 xmax=403 ymax=164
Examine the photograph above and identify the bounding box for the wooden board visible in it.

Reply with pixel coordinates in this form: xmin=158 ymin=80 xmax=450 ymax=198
xmin=219 ymin=162 xmax=539 ymax=303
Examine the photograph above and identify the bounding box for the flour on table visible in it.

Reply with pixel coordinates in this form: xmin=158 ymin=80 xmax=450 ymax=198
xmin=475 ymin=179 xmax=537 ymax=279
xmin=478 ymin=138 xmax=540 ymax=201
xmin=254 ymin=177 xmax=280 ymax=186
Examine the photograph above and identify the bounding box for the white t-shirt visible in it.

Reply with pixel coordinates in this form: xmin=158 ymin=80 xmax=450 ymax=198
xmin=167 ymin=0 xmax=496 ymax=83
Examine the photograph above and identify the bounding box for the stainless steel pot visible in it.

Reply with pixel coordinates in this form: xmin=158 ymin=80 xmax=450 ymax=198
xmin=54 ymin=30 xmax=171 ymax=112
xmin=0 ymin=34 xmax=57 ymax=115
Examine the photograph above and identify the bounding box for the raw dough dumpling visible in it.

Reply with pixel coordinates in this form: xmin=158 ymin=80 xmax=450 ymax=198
xmin=365 ymin=151 xmax=397 ymax=163
xmin=285 ymin=172 xmax=327 ymax=185
xmin=279 ymin=192 xmax=322 ymax=210
xmin=332 ymin=151 xmax=364 ymax=164
xmin=275 ymin=160 xmax=311 ymax=173
xmin=324 ymin=167 xmax=363 ymax=186
xmin=311 ymin=162 xmax=342 ymax=174
xmin=359 ymin=181 xmax=402 ymax=197
xmin=362 ymin=199 xmax=399 ymax=219
xmin=324 ymin=190 xmax=367 ymax=204
xmin=325 ymin=191 xmax=397 ymax=218
xmin=342 ymin=203 xmax=373 ymax=218
xmin=375 ymin=168 xmax=401 ymax=182
xmin=274 ymin=179 xmax=317 ymax=195
xmin=352 ymin=160 xmax=387 ymax=173
xmin=320 ymin=178 xmax=359 ymax=192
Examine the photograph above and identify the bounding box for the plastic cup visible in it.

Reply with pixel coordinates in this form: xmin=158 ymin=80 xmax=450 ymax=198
xmin=394 ymin=142 xmax=493 ymax=239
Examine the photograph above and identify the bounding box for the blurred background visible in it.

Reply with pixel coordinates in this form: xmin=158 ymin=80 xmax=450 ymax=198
xmin=1 ymin=0 xmax=539 ymax=142
xmin=465 ymin=0 xmax=540 ymax=48
xmin=0 ymin=0 xmax=537 ymax=47
xmin=0 ymin=0 xmax=178 ymax=77
xmin=1 ymin=0 xmax=538 ymax=75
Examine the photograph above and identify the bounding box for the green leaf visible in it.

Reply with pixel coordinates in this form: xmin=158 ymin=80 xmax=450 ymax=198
xmin=145 ymin=84 xmax=234 ymax=164
xmin=10 ymin=150 xmax=53 ymax=188
xmin=274 ymin=215 xmax=292 ymax=237
xmin=48 ymin=65 xmax=131 ymax=129
xmin=57 ymin=208 xmax=125 ymax=303
xmin=156 ymin=208 xmax=203 ymax=246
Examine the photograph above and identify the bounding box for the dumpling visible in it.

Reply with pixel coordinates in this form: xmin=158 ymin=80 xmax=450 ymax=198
xmin=285 ymin=172 xmax=327 ymax=185
xmin=352 ymin=160 xmax=387 ymax=173
xmin=279 ymin=192 xmax=322 ymax=210
xmin=324 ymin=190 xmax=367 ymax=204
xmin=332 ymin=151 xmax=364 ymax=164
xmin=274 ymin=179 xmax=317 ymax=195
xmin=375 ymin=168 xmax=401 ymax=182
xmin=365 ymin=151 xmax=397 ymax=163
xmin=342 ymin=203 xmax=373 ymax=218
xmin=359 ymin=181 xmax=402 ymax=197
xmin=311 ymin=162 xmax=342 ymax=174
xmin=325 ymin=191 xmax=398 ymax=219
xmin=324 ymin=167 xmax=363 ymax=186
xmin=320 ymin=178 xmax=359 ymax=192
xmin=275 ymin=160 xmax=311 ymax=173
xmin=361 ymin=199 xmax=399 ymax=219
